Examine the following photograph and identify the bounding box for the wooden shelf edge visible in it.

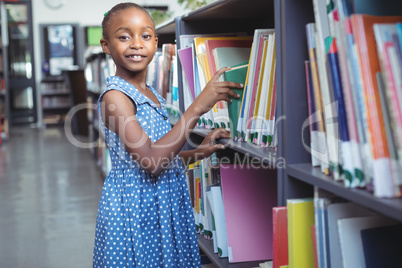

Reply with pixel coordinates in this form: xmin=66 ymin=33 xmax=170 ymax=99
xmin=287 ymin=163 xmax=402 ymax=222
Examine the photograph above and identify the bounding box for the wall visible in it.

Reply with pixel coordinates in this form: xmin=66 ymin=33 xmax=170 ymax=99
xmin=32 ymin=0 xmax=189 ymax=126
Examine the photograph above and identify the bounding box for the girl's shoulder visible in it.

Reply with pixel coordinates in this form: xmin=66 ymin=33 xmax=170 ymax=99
xmin=101 ymin=76 xmax=147 ymax=106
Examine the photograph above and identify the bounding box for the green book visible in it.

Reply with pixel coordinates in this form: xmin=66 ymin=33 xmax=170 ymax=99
xmin=223 ymin=63 xmax=248 ymax=140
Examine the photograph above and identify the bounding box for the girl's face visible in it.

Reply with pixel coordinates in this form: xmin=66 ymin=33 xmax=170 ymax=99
xmin=101 ymin=7 xmax=158 ymax=78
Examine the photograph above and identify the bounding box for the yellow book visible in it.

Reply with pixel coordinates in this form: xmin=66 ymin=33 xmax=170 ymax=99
xmin=287 ymin=198 xmax=314 ymax=268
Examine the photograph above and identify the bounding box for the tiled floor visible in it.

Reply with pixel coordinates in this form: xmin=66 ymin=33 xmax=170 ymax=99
xmin=0 ymin=126 xmax=216 ymax=268
xmin=0 ymin=126 xmax=104 ymax=268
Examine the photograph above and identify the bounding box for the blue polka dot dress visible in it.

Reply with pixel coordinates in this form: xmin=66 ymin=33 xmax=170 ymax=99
xmin=93 ymin=76 xmax=201 ymax=268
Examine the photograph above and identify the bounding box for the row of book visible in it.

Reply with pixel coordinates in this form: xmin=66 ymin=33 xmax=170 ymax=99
xmin=176 ymin=29 xmax=277 ymax=146
xmin=304 ymin=0 xmax=402 ymax=197
xmin=308 ymin=188 xmax=402 ymax=268
xmin=84 ymin=47 xmax=115 ymax=94
xmin=147 ymin=43 xmax=180 ymax=117
xmin=186 ymin=156 xmax=277 ymax=263
xmin=186 ymin=158 xmax=402 ymax=267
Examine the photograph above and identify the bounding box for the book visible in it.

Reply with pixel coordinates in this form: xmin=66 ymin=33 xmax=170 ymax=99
xmin=210 ymin=185 xmax=228 ymax=258
xmin=205 ymin=38 xmax=253 ymax=77
xmin=305 ymin=23 xmax=330 ymax=175
xmin=373 ymin=23 xmax=402 ymax=193
xmin=312 ymin=0 xmax=339 ymax=179
xmin=287 ymin=198 xmax=315 ymax=268
xmin=305 ymin=60 xmax=320 ymax=167
xmin=252 ymin=32 xmax=276 ymax=146
xmin=177 ymin=46 xmax=196 ymax=101
xmin=220 ymin=165 xmax=277 ymax=263
xmin=311 ymin=225 xmax=319 ymax=268
xmin=272 ymin=207 xmax=288 ymax=268
xmin=361 ymin=224 xmax=402 ymax=268
xmin=223 ymin=63 xmax=248 ymax=140
xmin=327 ymin=202 xmax=377 ymax=268
xmin=326 ymin=36 xmax=355 ymax=187
xmin=351 ymin=14 xmax=402 ymax=197
xmin=333 ymin=5 xmax=366 ymax=187
xmin=337 ymin=215 xmax=397 ymax=268
xmin=237 ymin=29 xmax=275 ymax=141
xmin=212 ymin=46 xmax=252 ymax=129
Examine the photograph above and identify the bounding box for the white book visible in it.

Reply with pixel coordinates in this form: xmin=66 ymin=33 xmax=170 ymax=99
xmin=338 ymin=215 xmax=397 ymax=268
xmin=210 ymin=186 xmax=228 ymax=258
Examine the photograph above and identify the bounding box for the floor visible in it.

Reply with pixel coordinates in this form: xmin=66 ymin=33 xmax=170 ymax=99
xmin=0 ymin=126 xmax=216 ymax=268
xmin=0 ymin=126 xmax=104 ymax=268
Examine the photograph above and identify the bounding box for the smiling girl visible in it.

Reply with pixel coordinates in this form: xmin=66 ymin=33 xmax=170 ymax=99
xmin=92 ymin=3 xmax=243 ymax=267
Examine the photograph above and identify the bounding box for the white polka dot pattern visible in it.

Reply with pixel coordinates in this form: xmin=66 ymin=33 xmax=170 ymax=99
xmin=93 ymin=76 xmax=201 ymax=267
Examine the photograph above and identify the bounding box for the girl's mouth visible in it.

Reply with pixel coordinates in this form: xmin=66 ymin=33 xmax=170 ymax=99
xmin=126 ymin=55 xmax=145 ymax=61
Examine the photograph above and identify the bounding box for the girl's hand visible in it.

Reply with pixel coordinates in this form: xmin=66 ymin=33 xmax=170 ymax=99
xmin=192 ymin=67 xmax=244 ymax=116
xmin=196 ymin=128 xmax=231 ymax=159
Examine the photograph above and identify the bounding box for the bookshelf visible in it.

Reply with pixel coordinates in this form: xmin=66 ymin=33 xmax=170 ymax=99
xmin=84 ymin=0 xmax=402 ymax=266
xmin=0 ymin=1 xmax=9 ymax=141
xmin=154 ymin=0 xmax=402 ymax=266
xmin=40 ymin=76 xmax=71 ymax=126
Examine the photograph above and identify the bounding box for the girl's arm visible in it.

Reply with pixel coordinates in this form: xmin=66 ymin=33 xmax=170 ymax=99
xmin=100 ymin=67 xmax=242 ymax=176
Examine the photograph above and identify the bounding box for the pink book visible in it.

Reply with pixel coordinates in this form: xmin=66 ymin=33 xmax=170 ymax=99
xmin=220 ymin=164 xmax=277 ymax=263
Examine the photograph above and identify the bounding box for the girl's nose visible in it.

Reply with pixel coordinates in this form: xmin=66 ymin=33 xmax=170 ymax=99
xmin=130 ymin=36 xmax=142 ymax=49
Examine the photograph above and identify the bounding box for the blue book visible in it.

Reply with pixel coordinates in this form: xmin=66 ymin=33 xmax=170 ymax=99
xmin=361 ymin=224 xmax=402 ymax=268
xmin=326 ymin=37 xmax=354 ymax=186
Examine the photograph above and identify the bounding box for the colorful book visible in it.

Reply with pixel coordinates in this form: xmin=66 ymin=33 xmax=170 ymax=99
xmin=205 ymin=38 xmax=253 ymax=77
xmin=351 ymin=14 xmax=402 ymax=197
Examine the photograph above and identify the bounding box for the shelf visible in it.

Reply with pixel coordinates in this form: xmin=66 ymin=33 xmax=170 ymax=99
xmin=41 ymin=76 xmax=64 ymax=83
xmin=43 ymin=106 xmax=71 ymax=111
xmin=155 ymin=17 xmax=175 ymax=35
xmin=41 ymin=91 xmax=70 ymax=96
xmin=197 ymin=235 xmax=268 ymax=268
xmin=182 ymin=0 xmax=274 ymax=21
xmin=287 ymin=163 xmax=402 ymax=222
xmin=192 ymin=128 xmax=276 ymax=166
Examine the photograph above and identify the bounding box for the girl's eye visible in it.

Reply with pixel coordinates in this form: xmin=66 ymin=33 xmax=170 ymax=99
xmin=119 ymin=36 xmax=130 ymax=41
xmin=142 ymin=34 xmax=151 ymax=40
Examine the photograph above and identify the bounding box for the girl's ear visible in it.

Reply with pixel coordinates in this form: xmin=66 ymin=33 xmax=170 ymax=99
xmin=100 ymin=39 xmax=111 ymax=55
xmin=154 ymin=37 xmax=158 ymax=52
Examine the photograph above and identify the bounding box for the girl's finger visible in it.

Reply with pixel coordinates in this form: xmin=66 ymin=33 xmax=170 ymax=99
xmin=210 ymin=67 xmax=231 ymax=82
xmin=218 ymin=81 xmax=244 ymax=89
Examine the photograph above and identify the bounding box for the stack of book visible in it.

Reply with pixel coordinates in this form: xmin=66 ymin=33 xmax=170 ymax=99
xmin=177 ymin=29 xmax=277 ymax=147
xmin=304 ymin=0 xmax=402 ymax=198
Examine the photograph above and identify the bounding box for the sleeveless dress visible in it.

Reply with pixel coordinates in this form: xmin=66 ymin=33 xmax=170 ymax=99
xmin=93 ymin=76 xmax=201 ymax=268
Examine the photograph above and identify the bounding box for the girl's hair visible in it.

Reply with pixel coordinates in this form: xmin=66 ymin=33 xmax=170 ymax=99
xmin=101 ymin=2 xmax=154 ymax=40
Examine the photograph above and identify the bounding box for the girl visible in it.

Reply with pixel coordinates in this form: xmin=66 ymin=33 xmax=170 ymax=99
xmin=93 ymin=2 xmax=243 ymax=267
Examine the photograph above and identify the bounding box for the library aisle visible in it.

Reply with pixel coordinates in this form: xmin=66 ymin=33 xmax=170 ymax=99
xmin=0 ymin=126 xmax=103 ymax=268
xmin=0 ymin=126 xmax=218 ymax=268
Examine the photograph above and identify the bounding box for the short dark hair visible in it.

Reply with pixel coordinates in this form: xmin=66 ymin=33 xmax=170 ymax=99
xmin=101 ymin=2 xmax=154 ymax=40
